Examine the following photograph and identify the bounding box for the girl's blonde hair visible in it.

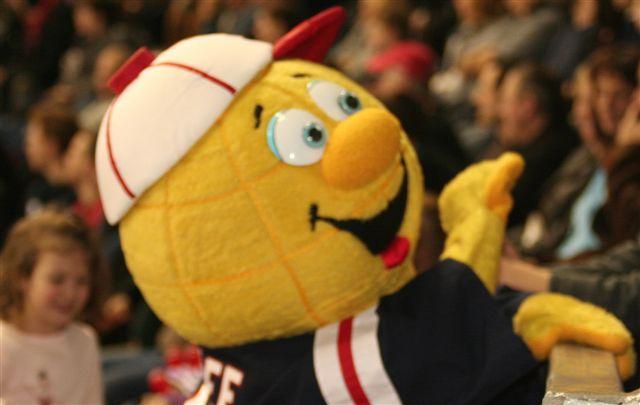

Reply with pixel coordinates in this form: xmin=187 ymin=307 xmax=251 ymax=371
xmin=0 ymin=208 xmax=108 ymax=325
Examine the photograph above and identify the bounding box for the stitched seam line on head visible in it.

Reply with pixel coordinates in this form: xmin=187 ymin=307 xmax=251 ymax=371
xmin=150 ymin=62 xmax=237 ymax=94
xmin=135 ymin=162 xmax=283 ymax=209
xmin=218 ymin=118 xmax=325 ymax=327
xmin=163 ymin=176 xmax=220 ymax=341
xmin=131 ymin=164 xmax=404 ymax=288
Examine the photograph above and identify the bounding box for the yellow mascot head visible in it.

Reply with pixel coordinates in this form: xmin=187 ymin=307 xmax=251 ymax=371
xmin=96 ymin=8 xmax=424 ymax=347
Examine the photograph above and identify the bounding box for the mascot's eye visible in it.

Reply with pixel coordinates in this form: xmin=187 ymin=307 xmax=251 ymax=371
xmin=302 ymin=122 xmax=327 ymax=148
xmin=307 ymin=80 xmax=362 ymax=121
xmin=338 ymin=91 xmax=362 ymax=114
xmin=267 ymin=109 xmax=328 ymax=166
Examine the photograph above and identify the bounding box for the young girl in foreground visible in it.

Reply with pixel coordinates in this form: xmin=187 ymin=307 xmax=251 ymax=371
xmin=0 ymin=210 xmax=106 ymax=404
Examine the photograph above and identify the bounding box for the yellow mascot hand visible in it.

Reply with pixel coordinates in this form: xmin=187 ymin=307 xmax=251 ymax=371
xmin=439 ymin=152 xmax=524 ymax=293
xmin=514 ymin=293 xmax=636 ymax=381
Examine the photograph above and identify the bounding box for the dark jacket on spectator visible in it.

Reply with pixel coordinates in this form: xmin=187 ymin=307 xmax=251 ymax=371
xmin=596 ymin=146 xmax=640 ymax=249
xmin=551 ymin=241 xmax=640 ymax=334
xmin=509 ymin=122 xmax=580 ymax=227
xmin=510 ymin=145 xmax=597 ymax=261
xmin=550 ymin=240 xmax=640 ymax=390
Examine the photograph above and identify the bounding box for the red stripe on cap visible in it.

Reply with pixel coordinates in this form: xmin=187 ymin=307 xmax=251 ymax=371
xmin=151 ymin=62 xmax=236 ymax=94
xmin=338 ymin=318 xmax=370 ymax=405
xmin=106 ymin=104 xmax=136 ymax=199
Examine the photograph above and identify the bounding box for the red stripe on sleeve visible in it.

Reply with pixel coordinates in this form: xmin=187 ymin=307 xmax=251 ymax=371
xmin=338 ymin=318 xmax=370 ymax=405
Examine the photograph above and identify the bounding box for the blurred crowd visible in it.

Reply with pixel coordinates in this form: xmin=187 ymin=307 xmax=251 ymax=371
xmin=0 ymin=0 xmax=639 ymax=403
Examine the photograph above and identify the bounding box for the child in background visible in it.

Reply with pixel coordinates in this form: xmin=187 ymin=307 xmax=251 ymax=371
xmin=23 ymin=102 xmax=77 ymax=214
xmin=63 ymin=129 xmax=103 ymax=230
xmin=0 ymin=209 xmax=107 ymax=404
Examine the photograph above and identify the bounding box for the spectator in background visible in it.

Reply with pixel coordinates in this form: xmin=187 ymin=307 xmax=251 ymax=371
xmin=367 ymin=41 xmax=437 ymax=101
xmin=331 ymin=0 xmax=411 ymax=82
xmin=55 ymin=0 xmax=144 ymax=111
xmin=510 ymin=61 xmax=603 ymax=261
xmin=362 ymin=8 xmax=409 ymax=59
xmin=440 ymin=0 xmax=503 ymax=71
xmin=252 ymin=4 xmax=303 ymax=44
xmin=495 ymin=0 xmax=562 ymax=63
xmin=213 ymin=0 xmax=258 ymax=37
xmin=508 ymin=46 xmax=639 ymax=261
xmin=463 ymin=60 xmax=508 ymax=158
xmin=117 ymin=0 xmax=165 ymax=47
xmin=615 ymin=0 xmax=640 ymax=43
xmin=56 ymin=0 xmax=120 ymax=108
xmin=429 ymin=0 xmax=508 ymax=159
xmin=430 ymin=0 xmax=505 ymax=105
xmin=22 ymin=102 xmax=77 ymax=214
xmin=77 ymin=42 xmax=132 ymax=134
xmin=0 ymin=0 xmax=29 ymax=115
xmin=458 ymin=0 xmax=561 ymax=78
xmin=17 ymin=0 xmax=75 ymax=114
xmin=407 ymin=0 xmax=456 ymax=57
xmin=63 ymin=129 xmax=102 ymax=231
xmin=543 ymin=0 xmax=619 ymax=81
xmin=592 ymin=45 xmax=638 ymax=142
xmin=164 ymin=0 xmax=222 ymax=45
xmin=593 ymin=51 xmax=640 ymax=251
xmin=0 ymin=209 xmax=107 ymax=403
xmin=616 ymin=84 xmax=640 ymax=148
xmin=488 ymin=62 xmax=579 ymax=226
xmin=563 ymin=47 xmax=640 ymax=258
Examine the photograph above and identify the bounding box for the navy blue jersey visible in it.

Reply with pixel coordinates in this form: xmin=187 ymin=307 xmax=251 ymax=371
xmin=190 ymin=259 xmax=545 ymax=404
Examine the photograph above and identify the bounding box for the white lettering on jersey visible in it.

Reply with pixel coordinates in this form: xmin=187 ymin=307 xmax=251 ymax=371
xmin=185 ymin=356 xmax=244 ymax=405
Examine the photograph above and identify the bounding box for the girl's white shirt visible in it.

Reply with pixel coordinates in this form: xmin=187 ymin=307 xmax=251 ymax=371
xmin=0 ymin=320 xmax=104 ymax=405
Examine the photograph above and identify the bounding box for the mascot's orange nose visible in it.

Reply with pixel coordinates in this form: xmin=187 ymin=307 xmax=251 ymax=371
xmin=322 ymin=108 xmax=401 ymax=189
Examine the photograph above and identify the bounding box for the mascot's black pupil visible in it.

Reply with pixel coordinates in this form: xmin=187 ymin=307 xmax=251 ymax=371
xmin=307 ymin=127 xmax=323 ymax=143
xmin=346 ymin=95 xmax=359 ymax=109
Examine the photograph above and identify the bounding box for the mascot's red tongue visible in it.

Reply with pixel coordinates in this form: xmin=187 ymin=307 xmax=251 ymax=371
xmin=381 ymin=237 xmax=410 ymax=269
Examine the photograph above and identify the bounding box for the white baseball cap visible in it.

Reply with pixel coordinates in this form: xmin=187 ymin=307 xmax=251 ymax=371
xmin=96 ymin=34 xmax=273 ymax=224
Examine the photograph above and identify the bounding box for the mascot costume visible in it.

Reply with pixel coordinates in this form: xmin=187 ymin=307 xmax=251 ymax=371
xmin=96 ymin=7 xmax=635 ymax=404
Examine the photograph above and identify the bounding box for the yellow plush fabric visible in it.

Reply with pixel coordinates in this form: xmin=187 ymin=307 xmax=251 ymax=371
xmin=119 ymin=60 xmax=425 ymax=348
xmin=514 ymin=293 xmax=636 ymax=380
xmin=439 ymin=152 xmax=524 ymax=292
xmin=617 ymin=347 xmax=637 ymax=381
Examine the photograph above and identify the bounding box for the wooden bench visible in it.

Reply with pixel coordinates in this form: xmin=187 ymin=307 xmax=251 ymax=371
xmin=543 ymin=344 xmax=640 ymax=404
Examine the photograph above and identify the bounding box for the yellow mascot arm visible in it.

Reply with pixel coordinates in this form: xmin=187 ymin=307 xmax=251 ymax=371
xmin=514 ymin=293 xmax=636 ymax=381
xmin=439 ymin=152 xmax=524 ymax=293
xmin=438 ymin=153 xmax=636 ymax=381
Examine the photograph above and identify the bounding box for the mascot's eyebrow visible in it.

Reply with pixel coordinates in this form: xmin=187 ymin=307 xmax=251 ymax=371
xmin=254 ymin=104 xmax=264 ymax=129
xmin=292 ymin=73 xmax=311 ymax=78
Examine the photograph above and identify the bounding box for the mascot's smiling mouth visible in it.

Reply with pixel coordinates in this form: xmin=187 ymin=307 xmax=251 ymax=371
xmin=309 ymin=158 xmax=409 ymax=269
